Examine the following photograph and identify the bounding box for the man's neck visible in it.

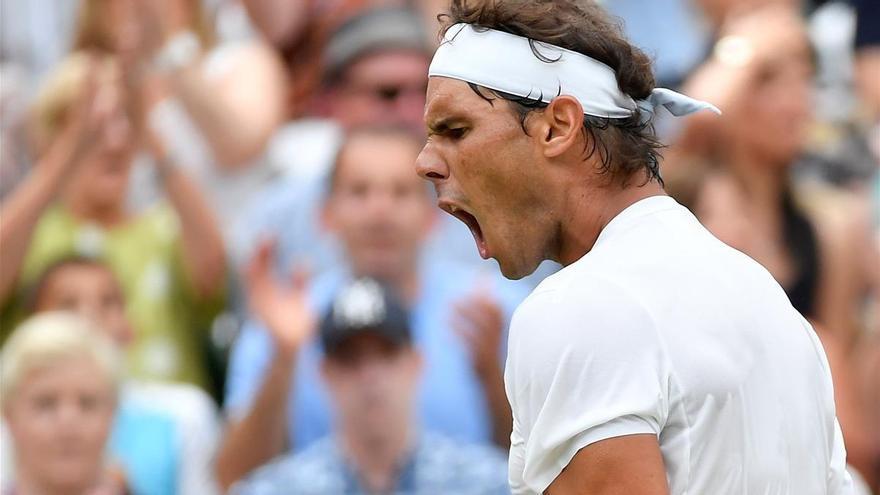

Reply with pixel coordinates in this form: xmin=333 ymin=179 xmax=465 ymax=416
xmin=340 ymin=423 xmax=415 ymax=493
xmin=555 ymin=178 xmax=666 ymax=266
xmin=727 ymin=148 xmax=788 ymax=217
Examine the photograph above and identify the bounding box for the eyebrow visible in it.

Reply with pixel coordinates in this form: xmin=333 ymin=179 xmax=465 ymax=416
xmin=426 ymin=116 xmax=467 ymax=135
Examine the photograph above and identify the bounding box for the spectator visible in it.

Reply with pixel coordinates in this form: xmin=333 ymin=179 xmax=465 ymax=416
xmin=0 ymin=313 xmax=129 ymax=495
xmin=69 ymin=0 xmax=288 ymax=240
xmin=73 ymin=0 xmax=287 ymax=170
xmin=231 ymin=277 xmax=510 ymax=495
xmin=216 ymin=127 xmax=527 ymax=489
xmin=670 ymin=5 xmax=874 ymax=342
xmin=1 ymin=256 xmax=222 ymax=495
xmin=230 ymin=6 xmax=431 ymax=267
xmin=237 ymin=0 xmax=375 ymax=119
xmin=666 ymin=5 xmax=879 ymax=486
xmin=0 ymin=52 xmax=227 ymax=390
xmin=264 ymin=5 xmax=430 ymax=181
xmin=234 ymin=5 xmax=555 ymax=284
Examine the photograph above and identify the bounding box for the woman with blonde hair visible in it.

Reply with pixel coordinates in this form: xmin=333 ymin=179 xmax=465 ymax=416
xmin=1 ymin=312 xmax=128 ymax=495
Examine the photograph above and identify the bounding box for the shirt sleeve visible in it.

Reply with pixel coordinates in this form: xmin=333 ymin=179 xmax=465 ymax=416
xmin=504 ymin=276 xmax=672 ymax=493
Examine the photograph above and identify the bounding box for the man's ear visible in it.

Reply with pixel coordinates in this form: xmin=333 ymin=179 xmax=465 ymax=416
xmin=533 ymin=95 xmax=585 ymax=159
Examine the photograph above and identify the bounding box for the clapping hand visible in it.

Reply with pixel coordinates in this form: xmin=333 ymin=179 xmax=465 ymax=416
xmin=246 ymin=238 xmax=316 ymax=359
xmin=452 ymin=286 xmax=505 ymax=378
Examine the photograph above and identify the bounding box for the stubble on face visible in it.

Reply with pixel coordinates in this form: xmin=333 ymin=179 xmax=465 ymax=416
xmin=421 ymin=78 xmax=559 ymax=279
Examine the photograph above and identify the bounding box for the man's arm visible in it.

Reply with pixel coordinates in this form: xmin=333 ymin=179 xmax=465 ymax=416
xmin=0 ymin=65 xmax=102 ymax=303
xmin=454 ymin=294 xmax=513 ymax=448
xmin=214 ymin=240 xmax=315 ymax=489
xmin=546 ymin=435 xmax=669 ymax=495
xmin=215 ymin=350 xmax=297 ymax=491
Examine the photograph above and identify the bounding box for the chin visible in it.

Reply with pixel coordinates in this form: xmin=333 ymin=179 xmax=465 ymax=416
xmin=496 ymin=256 xmax=540 ymax=281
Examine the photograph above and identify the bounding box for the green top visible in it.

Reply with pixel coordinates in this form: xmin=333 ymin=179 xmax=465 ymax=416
xmin=1 ymin=203 xmax=224 ymax=390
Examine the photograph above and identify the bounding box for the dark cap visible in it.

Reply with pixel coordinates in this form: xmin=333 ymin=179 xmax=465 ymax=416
xmin=323 ymin=6 xmax=430 ymax=80
xmin=320 ymin=277 xmax=411 ymax=355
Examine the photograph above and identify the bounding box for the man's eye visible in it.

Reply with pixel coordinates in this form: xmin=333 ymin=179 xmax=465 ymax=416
xmin=448 ymin=128 xmax=467 ymax=139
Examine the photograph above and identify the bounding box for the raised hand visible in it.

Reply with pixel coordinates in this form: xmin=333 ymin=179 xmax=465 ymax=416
xmin=246 ymin=238 xmax=316 ymax=358
xmin=48 ymin=57 xmax=108 ymax=172
xmin=452 ymin=290 xmax=505 ymax=378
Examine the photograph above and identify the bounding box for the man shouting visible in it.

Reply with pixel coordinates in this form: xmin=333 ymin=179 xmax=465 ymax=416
xmin=415 ymin=1 xmax=853 ymax=493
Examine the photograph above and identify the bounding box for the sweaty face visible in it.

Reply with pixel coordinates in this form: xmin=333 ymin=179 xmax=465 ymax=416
xmin=4 ymin=358 xmax=116 ymax=493
xmin=35 ymin=264 xmax=132 ymax=346
xmin=416 ymin=77 xmax=557 ymax=280
xmin=324 ymin=133 xmax=434 ymax=280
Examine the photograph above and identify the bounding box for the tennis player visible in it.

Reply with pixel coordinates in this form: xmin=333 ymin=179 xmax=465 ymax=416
xmin=415 ymin=1 xmax=853 ymax=494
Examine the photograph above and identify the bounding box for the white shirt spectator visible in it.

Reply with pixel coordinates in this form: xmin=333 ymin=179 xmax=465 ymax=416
xmin=505 ymin=196 xmax=852 ymax=494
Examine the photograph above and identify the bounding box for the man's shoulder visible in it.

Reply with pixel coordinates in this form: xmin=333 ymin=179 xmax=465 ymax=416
xmin=508 ymin=267 xmax=662 ymax=364
xmin=515 ymin=265 xmax=650 ymax=324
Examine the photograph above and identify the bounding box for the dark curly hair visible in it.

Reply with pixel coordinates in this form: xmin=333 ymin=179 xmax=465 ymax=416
xmin=440 ymin=0 xmax=665 ymax=187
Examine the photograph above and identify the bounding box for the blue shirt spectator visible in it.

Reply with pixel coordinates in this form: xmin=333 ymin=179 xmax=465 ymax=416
xmin=225 ymin=262 xmax=527 ymax=451
xmin=232 ymin=433 xmax=510 ymax=495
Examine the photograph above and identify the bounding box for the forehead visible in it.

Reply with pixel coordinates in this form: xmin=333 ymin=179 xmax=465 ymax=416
xmin=22 ymin=357 xmax=110 ymax=390
xmin=345 ymin=50 xmax=429 ymax=83
xmin=336 ymin=134 xmax=422 ymax=179
xmin=47 ymin=264 xmax=115 ymax=287
xmin=424 ymin=77 xmax=507 ymax=127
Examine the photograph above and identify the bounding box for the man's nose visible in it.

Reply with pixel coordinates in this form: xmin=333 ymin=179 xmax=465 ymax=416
xmin=415 ymin=145 xmax=448 ymax=183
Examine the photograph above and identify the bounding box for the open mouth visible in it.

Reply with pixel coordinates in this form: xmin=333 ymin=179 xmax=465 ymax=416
xmin=440 ymin=202 xmax=489 ymax=260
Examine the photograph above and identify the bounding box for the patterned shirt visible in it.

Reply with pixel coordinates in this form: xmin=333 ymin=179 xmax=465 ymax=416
xmin=233 ymin=433 xmax=511 ymax=495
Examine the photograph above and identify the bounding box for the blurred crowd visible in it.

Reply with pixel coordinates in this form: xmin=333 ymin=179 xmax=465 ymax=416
xmin=0 ymin=0 xmax=876 ymax=494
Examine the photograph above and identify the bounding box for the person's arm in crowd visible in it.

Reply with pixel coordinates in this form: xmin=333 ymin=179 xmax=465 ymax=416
xmin=546 ymin=435 xmax=669 ymax=495
xmin=136 ymin=3 xmax=287 ymax=169
xmin=454 ymin=294 xmax=514 ymax=449
xmin=239 ymin=0 xmax=312 ymax=48
xmin=215 ymin=239 xmax=314 ymax=490
xmin=798 ymin=184 xmax=878 ymax=345
xmin=148 ymin=135 xmax=227 ymax=300
xmin=668 ymin=6 xmax=805 ymax=165
xmin=0 ymin=69 xmax=101 ymax=303
xmin=160 ymin=42 xmax=287 ymax=168
xmin=818 ymin=326 xmax=880 ymax=490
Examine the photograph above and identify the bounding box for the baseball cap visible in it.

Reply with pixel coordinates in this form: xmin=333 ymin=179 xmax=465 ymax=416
xmin=319 ymin=277 xmax=412 ymax=355
xmin=323 ymin=6 xmax=430 ymax=80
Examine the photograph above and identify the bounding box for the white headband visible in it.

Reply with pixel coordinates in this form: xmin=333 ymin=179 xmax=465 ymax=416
xmin=429 ymin=24 xmax=720 ymax=123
